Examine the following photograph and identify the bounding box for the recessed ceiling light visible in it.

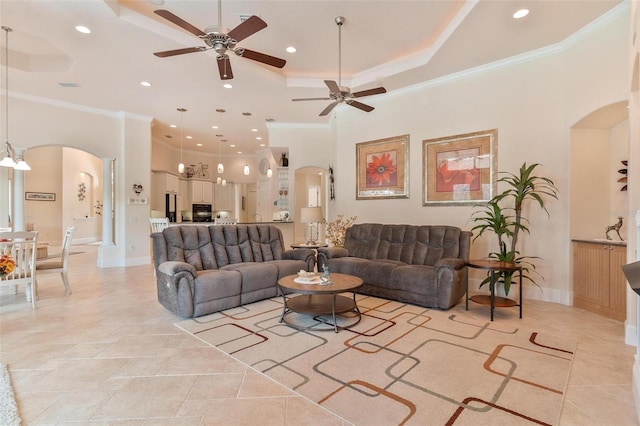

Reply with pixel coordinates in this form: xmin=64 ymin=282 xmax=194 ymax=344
xmin=212 ymin=125 xmax=219 ymax=129
xmin=75 ymin=25 xmax=91 ymax=34
xmin=251 ymin=128 xmax=258 ymax=132
xmin=286 ymin=46 xmax=296 ymax=53
xmin=170 ymin=124 xmax=177 ymax=128
xmin=259 ymin=143 xmax=266 ymax=147
xmin=256 ymin=137 xmax=262 ymax=140
xmin=230 ymin=144 xmax=236 ymax=148
xmin=513 ymin=9 xmax=529 ymax=19
xmin=216 ymin=109 xmax=226 ymax=113
xmin=223 ymin=83 xmax=232 ymax=89
xmin=196 ymin=143 xmax=203 ymax=147
xmin=242 ymin=112 xmax=252 ymax=116
xmin=237 ymin=151 xmax=242 ymax=154
xmin=186 ymin=136 xmax=192 ymax=139
xmin=140 ymin=81 xmax=152 ymax=87
xmin=58 ymin=82 xmax=79 ymax=88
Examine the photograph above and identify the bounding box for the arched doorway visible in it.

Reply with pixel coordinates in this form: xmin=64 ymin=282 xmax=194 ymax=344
xmin=23 ymin=146 xmax=104 ymax=245
xmin=294 ymin=166 xmax=328 ymax=244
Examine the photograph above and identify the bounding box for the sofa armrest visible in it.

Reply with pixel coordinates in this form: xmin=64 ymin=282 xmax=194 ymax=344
xmin=435 ymin=258 xmax=467 ymax=270
xmin=282 ymin=248 xmax=316 ymax=272
xmin=316 ymin=247 xmax=349 ymax=271
xmin=158 ymin=261 xmax=197 ymax=277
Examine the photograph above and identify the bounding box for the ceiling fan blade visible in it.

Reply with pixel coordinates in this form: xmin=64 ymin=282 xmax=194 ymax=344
xmin=228 ymin=15 xmax=267 ymax=43
xmin=217 ymin=55 xmax=234 ymax=80
xmin=324 ymin=80 xmax=340 ymax=93
xmin=154 ymin=47 xmax=207 ymax=58
xmin=292 ymin=97 xmax=332 ymax=102
xmin=319 ymin=102 xmax=339 ymax=117
xmin=346 ymin=100 xmax=375 ymax=113
xmin=236 ymin=48 xmax=286 ymax=68
xmin=154 ymin=10 xmax=206 ymax=37
xmin=352 ymin=87 xmax=387 ymax=98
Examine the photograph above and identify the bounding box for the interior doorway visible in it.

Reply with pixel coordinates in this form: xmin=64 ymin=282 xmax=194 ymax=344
xmin=294 ymin=166 xmax=327 ymax=244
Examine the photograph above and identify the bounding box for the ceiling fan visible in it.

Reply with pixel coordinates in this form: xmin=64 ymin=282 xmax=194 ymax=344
xmin=292 ymin=16 xmax=386 ymax=116
xmin=152 ymin=1 xmax=286 ymax=80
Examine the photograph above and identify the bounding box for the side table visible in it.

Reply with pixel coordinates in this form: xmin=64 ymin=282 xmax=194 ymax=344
xmin=291 ymin=243 xmax=328 ymax=249
xmin=466 ymin=259 xmax=523 ymax=321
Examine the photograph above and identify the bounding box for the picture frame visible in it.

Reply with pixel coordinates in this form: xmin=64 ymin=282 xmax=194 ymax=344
xmin=25 ymin=192 xmax=56 ymax=201
xmin=422 ymin=129 xmax=497 ymax=206
xmin=356 ymin=134 xmax=409 ymax=200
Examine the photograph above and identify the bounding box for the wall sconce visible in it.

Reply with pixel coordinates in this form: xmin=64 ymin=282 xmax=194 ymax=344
xmin=267 ymin=167 xmax=273 ymax=178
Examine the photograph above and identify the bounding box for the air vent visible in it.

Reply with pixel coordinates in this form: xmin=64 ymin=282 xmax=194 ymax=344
xmin=239 ymin=14 xmax=252 ymax=22
xmin=58 ymin=82 xmax=79 ymax=88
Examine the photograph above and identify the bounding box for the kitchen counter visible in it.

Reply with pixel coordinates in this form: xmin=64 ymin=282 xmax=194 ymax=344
xmin=571 ymin=238 xmax=626 ymax=247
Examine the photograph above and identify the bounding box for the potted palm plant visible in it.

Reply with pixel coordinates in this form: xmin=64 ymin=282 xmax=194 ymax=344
xmin=469 ymin=163 xmax=558 ymax=296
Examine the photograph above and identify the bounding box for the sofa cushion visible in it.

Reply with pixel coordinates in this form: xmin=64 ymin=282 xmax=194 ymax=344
xmin=221 ymin=262 xmax=279 ymax=294
xmin=193 ymin=270 xmax=242 ymax=303
xmin=390 ymin=265 xmax=438 ymax=295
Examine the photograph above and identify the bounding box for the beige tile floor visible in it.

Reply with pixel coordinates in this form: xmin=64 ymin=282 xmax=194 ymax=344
xmin=0 ymin=244 xmax=638 ymax=425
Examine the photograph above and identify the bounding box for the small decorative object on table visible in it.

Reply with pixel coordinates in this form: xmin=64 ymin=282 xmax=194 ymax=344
xmin=320 ymin=265 xmax=332 ymax=285
xmin=0 ymin=254 xmax=15 ymax=277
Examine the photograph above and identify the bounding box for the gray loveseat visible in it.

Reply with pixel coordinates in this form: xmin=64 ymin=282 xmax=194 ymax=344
xmin=151 ymin=224 xmax=315 ymax=318
xmin=316 ymin=223 xmax=471 ymax=309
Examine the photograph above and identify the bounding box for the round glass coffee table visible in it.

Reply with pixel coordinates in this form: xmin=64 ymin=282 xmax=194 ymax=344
xmin=277 ymin=273 xmax=363 ymax=332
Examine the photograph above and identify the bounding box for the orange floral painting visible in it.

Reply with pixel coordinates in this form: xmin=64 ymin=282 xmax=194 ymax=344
xmin=356 ymin=135 xmax=409 ymax=200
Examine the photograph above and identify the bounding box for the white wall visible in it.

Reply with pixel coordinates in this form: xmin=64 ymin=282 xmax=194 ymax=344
xmin=285 ymin=8 xmax=627 ymax=306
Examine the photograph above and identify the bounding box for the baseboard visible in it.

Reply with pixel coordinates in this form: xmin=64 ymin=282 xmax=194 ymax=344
xmin=627 ymin=323 xmax=638 ymax=347
xmin=125 ymin=256 xmax=151 ymax=267
xmin=633 ymin=359 xmax=640 ymax=423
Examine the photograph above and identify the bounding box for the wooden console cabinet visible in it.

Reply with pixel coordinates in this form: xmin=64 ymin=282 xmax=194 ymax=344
xmin=572 ymin=240 xmax=626 ymax=321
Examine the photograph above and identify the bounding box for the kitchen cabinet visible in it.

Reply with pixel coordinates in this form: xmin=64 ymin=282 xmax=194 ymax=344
xmin=190 ymin=180 xmax=213 ymax=204
xmin=215 ymin=183 xmax=235 ymax=211
xmin=572 ymin=240 xmax=626 ymax=321
xmin=151 ymin=171 xmax=181 ymax=211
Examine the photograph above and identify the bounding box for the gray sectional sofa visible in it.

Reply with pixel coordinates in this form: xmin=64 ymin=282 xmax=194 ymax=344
xmin=151 ymin=224 xmax=316 ymax=318
xmin=316 ymin=223 xmax=471 ymax=310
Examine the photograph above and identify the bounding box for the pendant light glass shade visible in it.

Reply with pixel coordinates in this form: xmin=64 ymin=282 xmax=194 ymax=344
xmin=216 ymin=176 xmax=222 ymax=184
xmin=217 ymin=163 xmax=224 ymax=174
xmin=222 ymin=179 xmax=227 ymax=186
xmin=243 ymin=164 xmax=250 ymax=175
xmin=177 ymin=107 xmax=186 ymax=174
xmin=266 ymin=167 xmax=273 ymax=178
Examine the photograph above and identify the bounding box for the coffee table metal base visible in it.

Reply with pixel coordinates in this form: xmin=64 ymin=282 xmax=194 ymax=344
xmin=279 ymin=293 xmax=361 ymax=332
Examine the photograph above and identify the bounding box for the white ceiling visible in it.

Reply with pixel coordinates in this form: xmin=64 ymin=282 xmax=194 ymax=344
xmin=0 ymin=0 xmax=623 ymax=158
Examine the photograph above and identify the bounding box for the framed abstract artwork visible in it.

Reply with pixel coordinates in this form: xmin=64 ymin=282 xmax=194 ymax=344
xmin=422 ymin=129 xmax=497 ymax=206
xmin=25 ymin=192 xmax=56 ymax=201
xmin=356 ymin=134 xmax=409 ymax=200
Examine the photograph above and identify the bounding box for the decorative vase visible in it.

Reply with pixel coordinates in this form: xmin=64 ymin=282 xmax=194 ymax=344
xmin=280 ymin=153 xmax=288 ymax=167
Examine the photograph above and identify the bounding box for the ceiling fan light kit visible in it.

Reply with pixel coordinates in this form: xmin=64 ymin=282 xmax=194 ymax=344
xmin=291 ymin=16 xmax=386 ymax=116
xmin=153 ymin=0 xmax=286 ymax=81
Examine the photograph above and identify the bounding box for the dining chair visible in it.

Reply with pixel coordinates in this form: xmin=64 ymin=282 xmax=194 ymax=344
xmin=0 ymin=231 xmax=39 ymax=309
xmin=149 ymin=217 xmax=170 ymax=233
xmin=35 ymin=226 xmax=75 ymax=295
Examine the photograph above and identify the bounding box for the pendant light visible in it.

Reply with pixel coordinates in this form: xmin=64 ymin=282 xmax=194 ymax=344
xmin=0 ymin=26 xmax=30 ymax=171
xmin=217 ymin=136 xmax=224 ymax=174
xmin=243 ymin=163 xmax=250 ymax=175
xmin=177 ymin=107 xmax=186 ymax=174
xmin=266 ymin=167 xmax=273 ymax=178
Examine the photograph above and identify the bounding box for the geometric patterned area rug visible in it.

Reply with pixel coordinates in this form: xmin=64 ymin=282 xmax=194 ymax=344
xmin=175 ymin=295 xmax=576 ymax=426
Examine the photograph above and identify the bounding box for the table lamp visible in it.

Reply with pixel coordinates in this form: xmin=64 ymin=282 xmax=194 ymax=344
xmin=301 ymin=207 xmax=323 ymax=244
